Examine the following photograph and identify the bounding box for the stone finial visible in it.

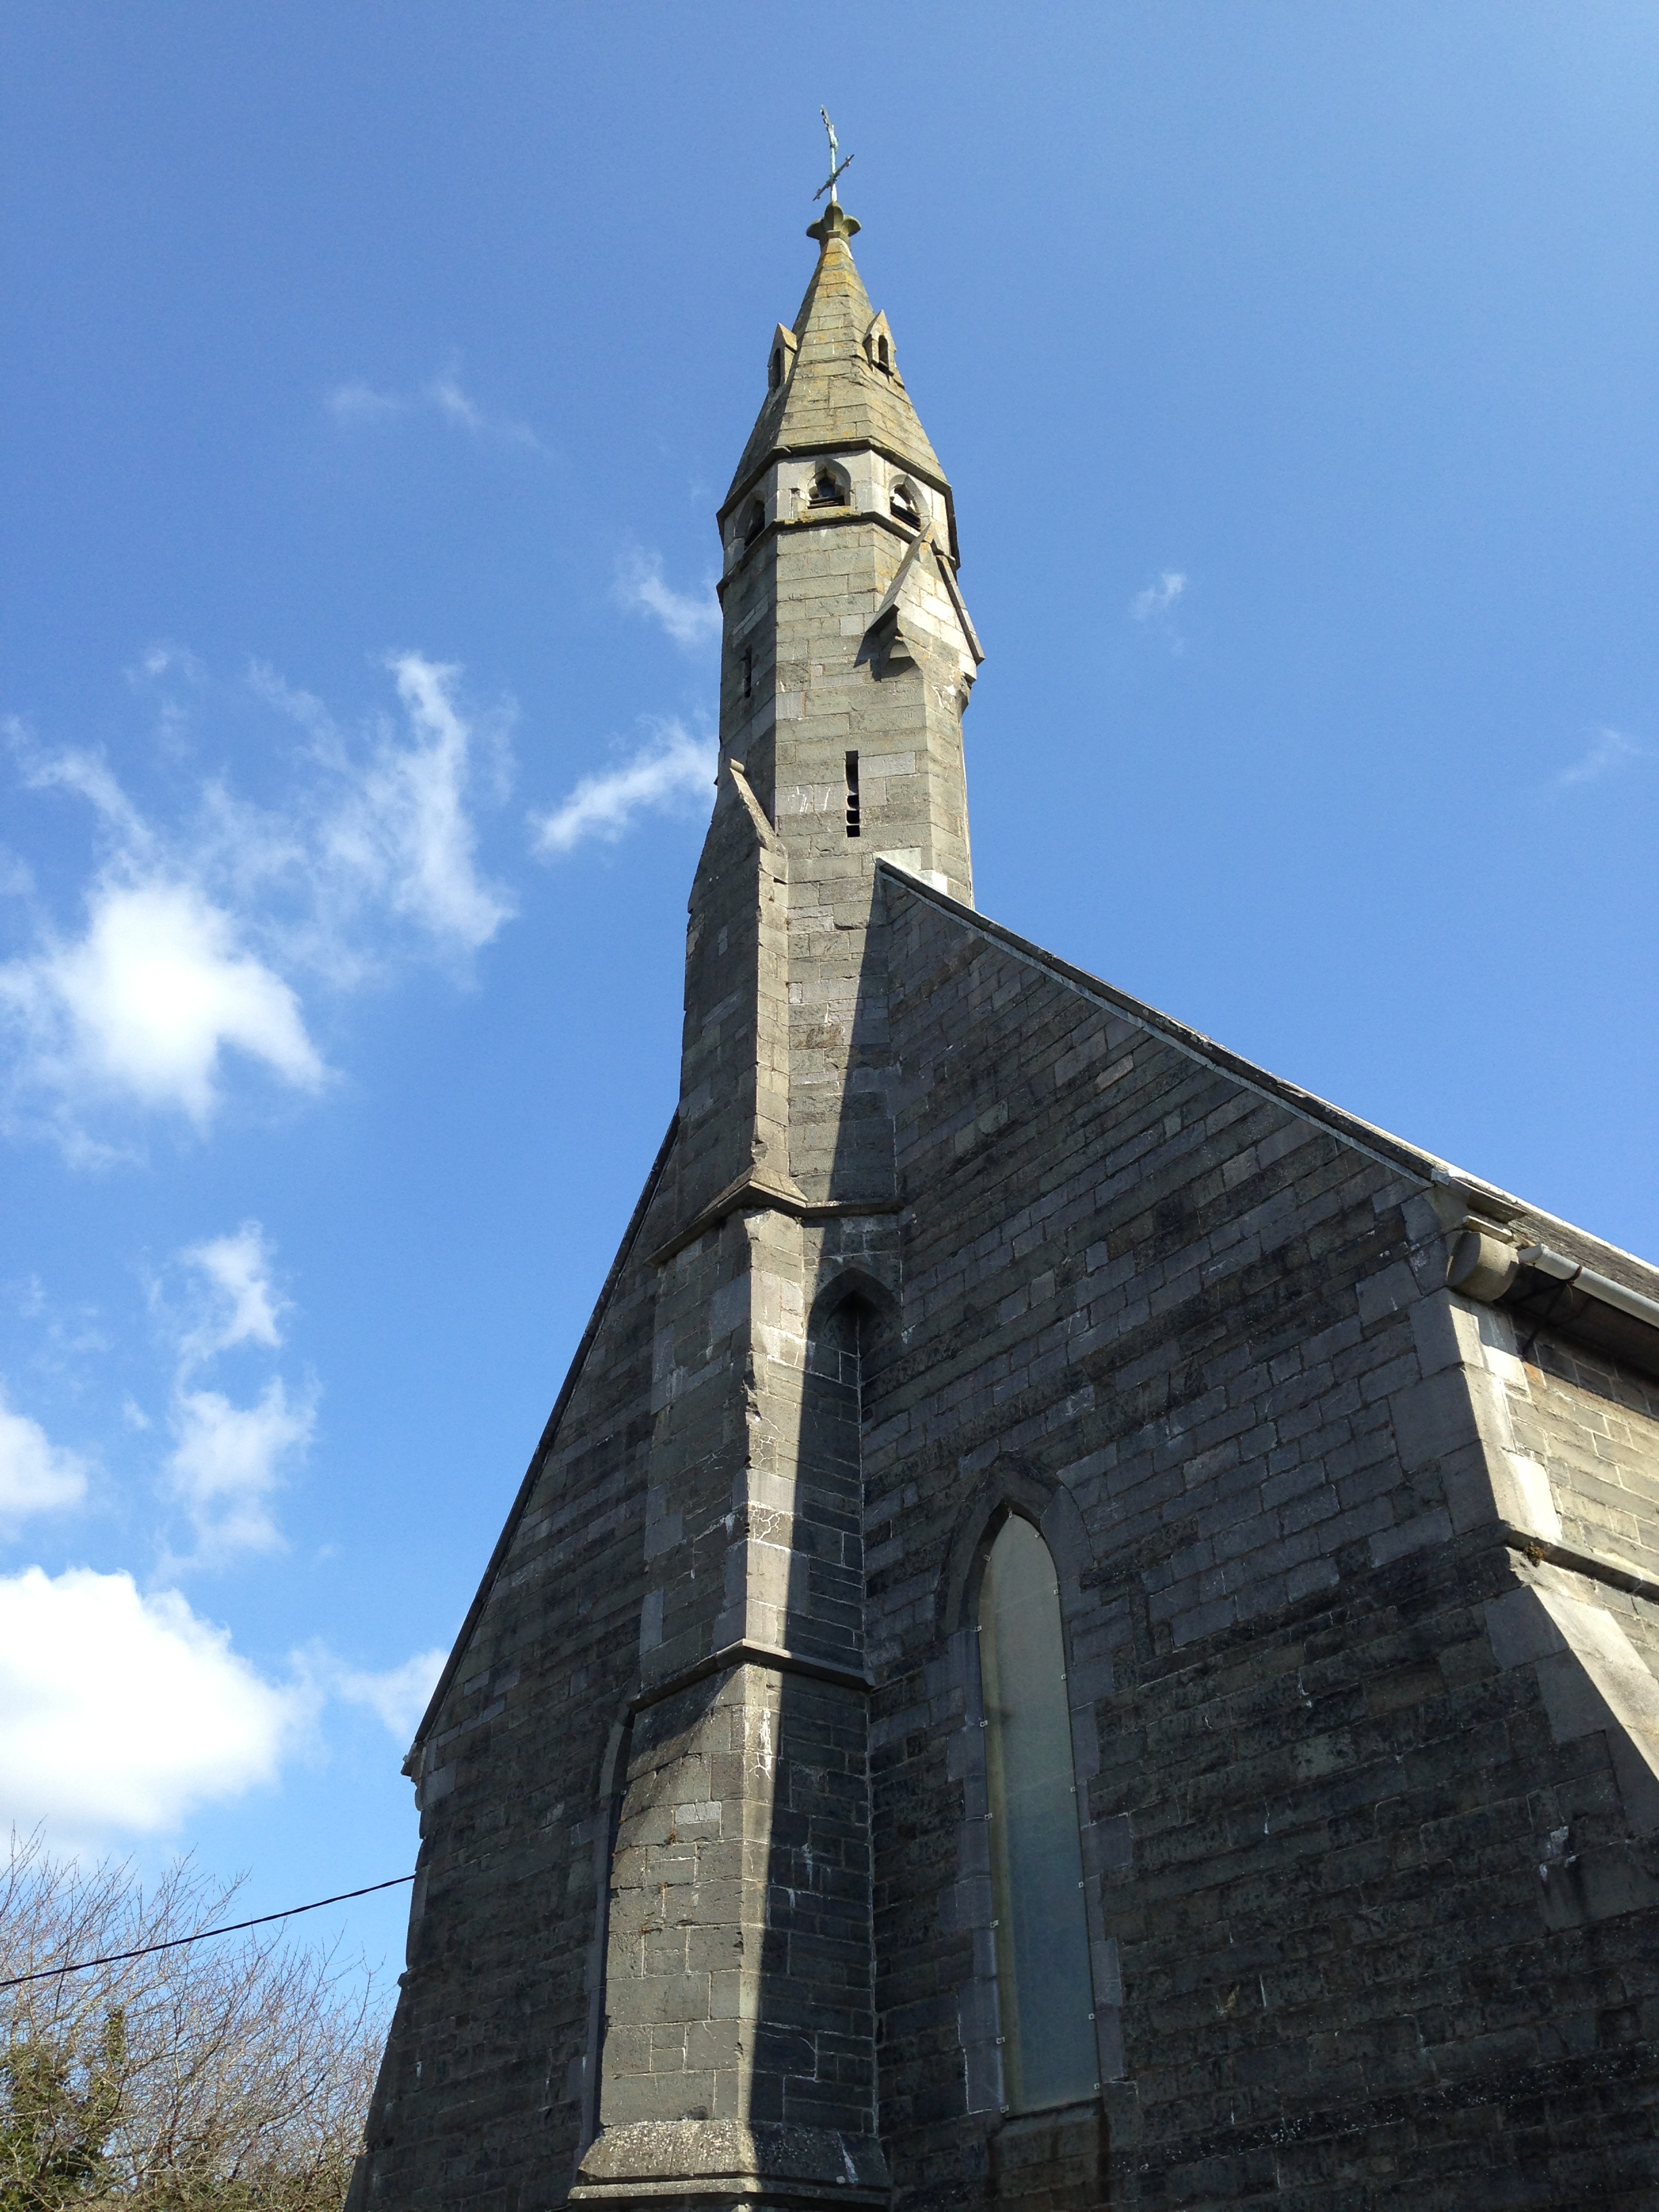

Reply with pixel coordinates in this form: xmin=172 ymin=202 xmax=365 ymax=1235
xmin=806 ymin=201 xmax=861 ymax=247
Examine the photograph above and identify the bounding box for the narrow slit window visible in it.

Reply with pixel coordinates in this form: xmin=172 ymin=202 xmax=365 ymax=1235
xmin=979 ymin=1516 xmax=1097 ymax=2112
xmin=844 ymin=751 xmax=861 ymax=837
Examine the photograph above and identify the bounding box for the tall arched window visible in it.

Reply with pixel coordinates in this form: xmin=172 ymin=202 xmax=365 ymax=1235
xmin=978 ymin=1515 xmax=1097 ymax=2110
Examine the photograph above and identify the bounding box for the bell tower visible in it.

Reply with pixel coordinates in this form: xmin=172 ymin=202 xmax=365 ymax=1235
xmin=710 ymin=195 xmax=980 ymax=1210
xmin=568 ymin=202 xmax=982 ymax=2212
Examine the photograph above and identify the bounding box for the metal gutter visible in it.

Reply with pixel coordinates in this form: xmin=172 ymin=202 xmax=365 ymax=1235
xmin=1448 ymin=1231 xmax=1659 ymax=1380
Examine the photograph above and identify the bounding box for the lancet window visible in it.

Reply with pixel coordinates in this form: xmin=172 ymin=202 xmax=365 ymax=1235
xmin=977 ymin=1514 xmax=1097 ymax=2111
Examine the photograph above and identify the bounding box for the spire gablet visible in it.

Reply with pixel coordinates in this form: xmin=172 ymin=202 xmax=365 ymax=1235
xmin=722 ymin=203 xmax=948 ymax=532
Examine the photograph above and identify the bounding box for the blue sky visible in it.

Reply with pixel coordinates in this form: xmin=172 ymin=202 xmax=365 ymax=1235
xmin=3 ymin=3 xmax=1656 ymax=1988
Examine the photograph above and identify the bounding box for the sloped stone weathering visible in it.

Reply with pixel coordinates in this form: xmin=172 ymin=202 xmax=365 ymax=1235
xmin=348 ymin=196 xmax=1659 ymax=2211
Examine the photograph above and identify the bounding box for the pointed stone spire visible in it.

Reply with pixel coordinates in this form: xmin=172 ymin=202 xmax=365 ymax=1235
xmin=724 ymin=205 xmax=947 ymax=541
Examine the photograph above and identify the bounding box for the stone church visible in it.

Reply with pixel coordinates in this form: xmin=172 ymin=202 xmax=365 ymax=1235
xmin=348 ymin=195 xmax=1659 ymax=2209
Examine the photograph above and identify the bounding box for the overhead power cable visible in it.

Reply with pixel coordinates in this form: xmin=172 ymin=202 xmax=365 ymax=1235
xmin=0 ymin=1873 xmax=416 ymax=1991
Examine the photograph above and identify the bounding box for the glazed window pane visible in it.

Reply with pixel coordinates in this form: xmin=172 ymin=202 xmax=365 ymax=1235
xmin=979 ymin=1516 xmax=1097 ymax=2111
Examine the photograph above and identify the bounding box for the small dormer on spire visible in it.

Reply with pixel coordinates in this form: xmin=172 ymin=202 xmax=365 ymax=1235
xmin=767 ymin=323 xmax=798 ymax=393
xmin=863 ymin=310 xmax=899 ymax=383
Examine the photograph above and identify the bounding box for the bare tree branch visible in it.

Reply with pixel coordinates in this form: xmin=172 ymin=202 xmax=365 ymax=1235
xmin=1 ymin=1831 xmax=388 ymax=2211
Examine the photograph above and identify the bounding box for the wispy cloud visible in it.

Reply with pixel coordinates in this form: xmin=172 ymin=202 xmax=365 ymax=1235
xmin=530 ymin=720 xmax=716 ymax=857
xmin=176 ymin=1223 xmax=285 ymax=1370
xmin=153 ymin=1224 xmax=312 ymax=1570
xmin=327 ymin=1645 xmax=449 ymax=1740
xmin=131 ymin=644 xmax=208 ymax=686
xmin=0 ymin=1388 xmax=88 ymax=1530
xmin=615 ymin=549 xmax=722 ymax=648
xmin=249 ymin=651 xmax=516 ymax=971
xmin=1131 ymin=569 xmax=1187 ymax=623
xmin=165 ymin=1380 xmax=314 ymax=1568
xmin=327 ymin=368 xmax=548 ymax=455
xmin=1 ymin=655 xmax=514 ymax=1147
xmin=357 ymin=655 xmax=516 ymax=946
xmin=1553 ymin=726 xmax=1647 ymax=792
xmin=326 ymin=382 xmax=405 ymax=426
xmin=0 ymin=1223 xmax=450 ymax=1835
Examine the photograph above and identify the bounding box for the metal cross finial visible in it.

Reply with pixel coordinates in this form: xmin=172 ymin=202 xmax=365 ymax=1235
xmin=815 ymin=107 xmax=854 ymax=205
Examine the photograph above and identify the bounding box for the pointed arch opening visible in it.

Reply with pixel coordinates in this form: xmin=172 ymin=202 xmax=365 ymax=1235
xmin=889 ymin=480 xmax=923 ymax=533
xmin=808 ymin=462 xmax=850 ymax=509
xmin=977 ymin=1514 xmax=1097 ymax=2112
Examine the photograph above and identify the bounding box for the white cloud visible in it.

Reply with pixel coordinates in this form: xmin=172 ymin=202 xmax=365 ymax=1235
xmin=329 ymin=1645 xmax=449 ymax=1740
xmin=178 ymin=1223 xmax=285 ymax=1370
xmin=165 ymin=1378 xmax=314 ymax=1567
xmin=0 ymin=1566 xmax=305 ymax=1835
xmin=325 ymin=380 xmax=407 ymax=426
xmin=1554 ymin=727 xmax=1646 ymax=790
xmin=343 ymin=655 xmax=516 ymax=949
xmin=1131 ymin=569 xmax=1187 ymax=622
xmin=0 ymin=878 xmax=325 ymax=1126
xmin=531 ymin=721 xmax=716 ymax=857
xmin=18 ymin=737 xmax=155 ymax=851
xmin=0 ymin=1389 xmax=87 ymax=1527
xmin=131 ymin=643 xmax=208 ymax=686
xmin=141 ymin=1221 xmax=308 ymax=1567
xmin=327 ymin=369 xmax=546 ymax=454
xmin=615 ymin=549 xmax=722 ymax=648
xmin=249 ymin=651 xmax=515 ymax=967
xmin=1 ymin=656 xmax=513 ymax=1147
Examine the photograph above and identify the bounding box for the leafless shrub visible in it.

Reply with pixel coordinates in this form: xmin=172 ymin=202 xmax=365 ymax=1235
xmin=0 ymin=1831 xmax=388 ymax=2211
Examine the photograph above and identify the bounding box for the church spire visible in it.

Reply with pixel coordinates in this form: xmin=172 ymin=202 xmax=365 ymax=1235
xmin=567 ymin=187 xmax=984 ymax=2212
xmin=721 ymin=200 xmax=950 ymax=552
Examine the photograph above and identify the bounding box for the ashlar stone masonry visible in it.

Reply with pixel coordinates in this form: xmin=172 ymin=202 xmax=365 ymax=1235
xmin=347 ymin=197 xmax=1659 ymax=2212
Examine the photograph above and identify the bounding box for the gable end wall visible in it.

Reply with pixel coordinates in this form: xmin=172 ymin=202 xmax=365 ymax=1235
xmin=863 ymin=882 xmax=1659 ymax=2209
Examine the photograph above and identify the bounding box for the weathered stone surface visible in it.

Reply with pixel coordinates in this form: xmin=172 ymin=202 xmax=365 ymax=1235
xmin=347 ymin=205 xmax=1659 ymax=2212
